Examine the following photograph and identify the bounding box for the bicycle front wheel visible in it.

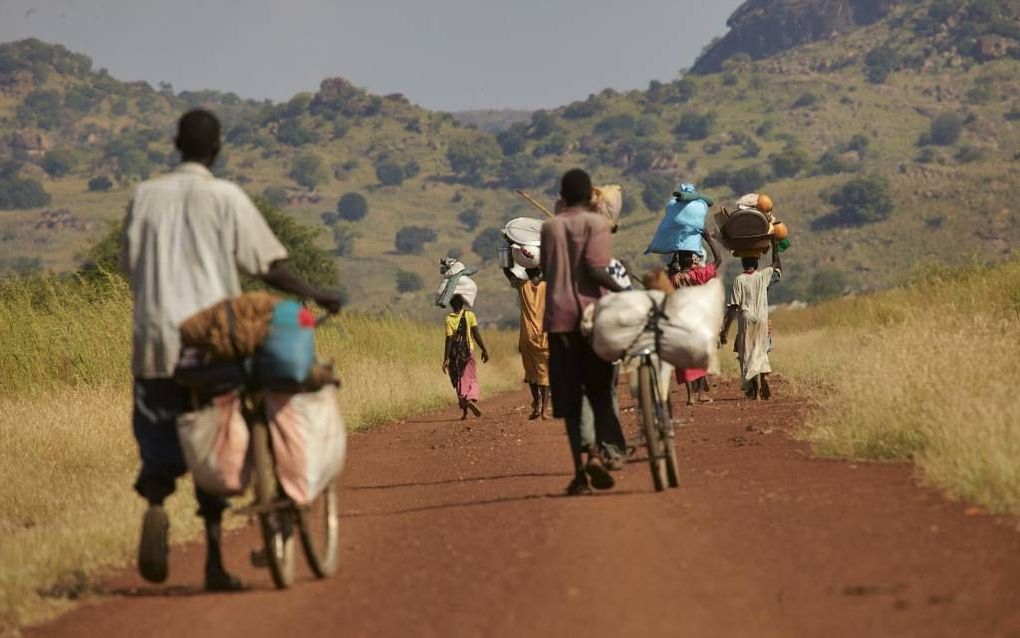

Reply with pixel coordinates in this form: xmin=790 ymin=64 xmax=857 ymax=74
xmin=638 ymin=363 xmax=668 ymax=492
xmin=251 ymin=418 xmax=296 ymax=589
xmin=298 ymin=479 xmax=340 ymax=578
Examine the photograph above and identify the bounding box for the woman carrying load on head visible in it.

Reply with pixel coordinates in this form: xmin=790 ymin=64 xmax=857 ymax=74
xmin=669 ymin=228 xmax=723 ymax=405
xmin=504 ymin=265 xmax=551 ymax=420
xmin=442 ymin=294 xmax=490 ymax=420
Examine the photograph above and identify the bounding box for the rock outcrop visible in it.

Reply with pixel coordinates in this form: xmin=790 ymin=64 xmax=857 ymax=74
xmin=691 ymin=0 xmax=901 ymax=73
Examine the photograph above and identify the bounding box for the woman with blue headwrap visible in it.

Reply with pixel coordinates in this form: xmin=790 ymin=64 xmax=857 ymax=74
xmin=645 ymin=183 xmax=715 ymax=259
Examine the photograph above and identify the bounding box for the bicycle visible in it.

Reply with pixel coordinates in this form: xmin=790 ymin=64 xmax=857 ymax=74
xmin=176 ymin=314 xmax=342 ymax=590
xmin=240 ymin=384 xmax=340 ymax=589
xmin=624 ymin=302 xmax=680 ymax=492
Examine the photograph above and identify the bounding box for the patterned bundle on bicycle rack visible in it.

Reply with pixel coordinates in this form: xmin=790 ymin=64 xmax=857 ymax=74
xmin=264 ymin=384 xmax=347 ymax=506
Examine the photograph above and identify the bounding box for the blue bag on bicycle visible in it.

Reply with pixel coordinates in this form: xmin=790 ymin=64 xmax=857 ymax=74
xmin=255 ymin=300 xmax=316 ymax=386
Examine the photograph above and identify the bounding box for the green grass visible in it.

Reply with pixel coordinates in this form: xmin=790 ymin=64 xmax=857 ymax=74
xmin=0 ymin=275 xmax=522 ymax=630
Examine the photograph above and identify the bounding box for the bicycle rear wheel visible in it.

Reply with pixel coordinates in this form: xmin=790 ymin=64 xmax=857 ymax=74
xmin=297 ymin=479 xmax=340 ymax=578
xmin=251 ymin=417 xmax=296 ymax=589
xmin=638 ymin=363 xmax=668 ymax=492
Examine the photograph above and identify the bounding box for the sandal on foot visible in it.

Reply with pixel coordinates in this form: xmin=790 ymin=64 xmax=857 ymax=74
xmin=565 ymin=477 xmax=592 ymax=496
xmin=585 ymin=457 xmax=615 ymax=490
xmin=138 ymin=505 xmax=170 ymax=584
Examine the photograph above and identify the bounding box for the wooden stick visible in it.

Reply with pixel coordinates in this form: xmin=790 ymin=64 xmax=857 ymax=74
xmin=515 ymin=189 xmax=554 ymax=219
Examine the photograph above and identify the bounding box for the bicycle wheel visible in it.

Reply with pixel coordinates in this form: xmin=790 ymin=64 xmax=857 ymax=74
xmin=638 ymin=363 xmax=668 ymax=492
xmin=663 ymin=424 xmax=680 ymax=489
xmin=251 ymin=417 xmax=296 ymax=589
xmin=297 ymin=479 xmax=340 ymax=578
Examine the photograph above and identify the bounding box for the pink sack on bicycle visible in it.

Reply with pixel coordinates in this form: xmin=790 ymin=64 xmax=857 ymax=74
xmin=264 ymin=384 xmax=347 ymax=506
xmin=176 ymin=392 xmax=252 ymax=496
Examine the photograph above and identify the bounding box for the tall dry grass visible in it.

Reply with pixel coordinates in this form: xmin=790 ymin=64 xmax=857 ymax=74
xmin=0 ymin=275 xmax=521 ymax=629
xmin=772 ymin=261 xmax=1020 ymax=515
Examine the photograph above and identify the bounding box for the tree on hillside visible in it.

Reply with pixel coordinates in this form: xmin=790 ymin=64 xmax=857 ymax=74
xmin=395 ymin=269 xmax=424 ymax=293
xmin=499 ymin=154 xmax=542 ymax=189
xmin=447 ymin=138 xmax=500 ymax=184
xmin=262 ymin=185 xmax=288 ymax=208
xmin=728 ymin=166 xmax=766 ymax=194
xmin=768 ymin=145 xmax=810 ymax=178
xmin=471 ymin=227 xmax=504 ymax=261
xmin=864 ymin=45 xmax=897 ymax=84
xmin=924 ymin=112 xmax=964 ymax=146
xmin=16 ymin=89 xmax=61 ymax=130
xmin=337 ymin=192 xmax=368 ymax=221
xmin=83 ymin=197 xmax=341 ymax=291
xmin=497 ymin=129 xmax=526 ymax=156
xmin=41 ymin=148 xmax=77 ymax=178
xmin=529 ymin=110 xmax=558 ymax=139
xmin=819 ymin=174 xmax=894 ymax=227
xmin=0 ymin=162 xmax=51 ymax=210
xmin=808 ymin=267 xmax=849 ymax=301
xmin=290 ymin=152 xmax=330 ymax=190
xmin=642 ymin=174 xmax=674 ymax=212
xmin=276 ymin=119 xmax=321 ymax=146
xmin=88 ymin=175 xmax=113 ymax=192
xmin=394 ymin=226 xmax=437 ymax=254
xmin=375 ymin=160 xmax=406 ymax=186
xmin=457 ymin=208 xmax=481 ymax=231
xmin=673 ymin=111 xmax=716 ymax=141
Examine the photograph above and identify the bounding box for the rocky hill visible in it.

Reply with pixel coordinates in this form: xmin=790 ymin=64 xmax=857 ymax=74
xmin=1 ymin=1 xmax=1019 ymax=320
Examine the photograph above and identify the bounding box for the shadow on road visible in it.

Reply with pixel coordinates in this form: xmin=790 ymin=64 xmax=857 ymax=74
xmin=346 ymin=471 xmax=569 ymax=491
xmin=342 ymin=489 xmax=645 ymax=519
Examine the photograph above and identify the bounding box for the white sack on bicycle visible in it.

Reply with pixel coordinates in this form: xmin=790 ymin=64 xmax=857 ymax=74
xmin=592 ymin=290 xmax=666 ymax=363
xmin=176 ymin=393 xmax=252 ymax=496
xmin=264 ymin=384 xmax=347 ymax=506
xmin=659 ymin=277 xmax=725 ymax=371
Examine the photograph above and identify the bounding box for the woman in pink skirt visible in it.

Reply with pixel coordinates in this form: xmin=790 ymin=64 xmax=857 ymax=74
xmin=442 ymin=294 xmax=490 ymax=419
xmin=669 ymin=230 xmax=722 ymax=405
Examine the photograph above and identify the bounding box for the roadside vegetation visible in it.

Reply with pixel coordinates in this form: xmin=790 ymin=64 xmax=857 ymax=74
xmin=771 ymin=260 xmax=1020 ymax=516
xmin=0 ymin=274 xmax=521 ymax=629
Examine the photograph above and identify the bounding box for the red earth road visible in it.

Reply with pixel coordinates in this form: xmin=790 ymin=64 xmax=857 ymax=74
xmin=28 ymin=379 xmax=1020 ymax=637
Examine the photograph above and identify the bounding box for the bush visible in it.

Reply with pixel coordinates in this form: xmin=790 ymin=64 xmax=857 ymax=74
xmin=673 ymin=111 xmax=716 ymax=141
xmin=769 ymin=146 xmax=811 ymax=178
xmin=457 ymin=208 xmax=481 ymax=231
xmin=955 ymin=145 xmax=985 ymax=163
xmin=497 ymin=130 xmax=526 ymax=156
xmin=642 ymin=174 xmax=674 ymax=212
xmin=290 ymin=152 xmax=330 ymax=190
xmin=375 ymin=160 xmax=405 ymax=186
xmin=728 ymin=166 xmax=765 ymax=194
xmin=41 ymin=148 xmax=76 ymax=178
xmin=529 ymin=111 xmax=558 ymax=138
xmin=594 ymin=113 xmax=636 ymax=138
xmin=0 ymin=176 xmax=51 ymax=210
xmin=701 ymin=169 xmax=731 ymax=189
xmin=471 ymin=227 xmax=505 ymax=261
xmin=815 ymin=150 xmax=855 ymax=175
xmin=87 ymin=175 xmax=113 ymax=192
xmin=262 ymin=185 xmax=288 ymax=208
xmin=925 ymin=112 xmax=964 ymax=146
xmin=864 ymin=46 xmax=897 ymax=84
xmin=337 ymin=192 xmax=368 ymax=221
xmin=823 ymin=174 xmax=894 ymax=226
xmin=395 ymin=270 xmax=423 ymax=293
xmin=252 ymin=198 xmax=341 ymax=289
xmin=394 ymin=226 xmax=437 ymax=254
xmin=499 ymin=154 xmax=542 ymax=188
xmin=562 ymin=97 xmax=603 ymax=119
xmin=792 ymin=92 xmax=820 ymax=108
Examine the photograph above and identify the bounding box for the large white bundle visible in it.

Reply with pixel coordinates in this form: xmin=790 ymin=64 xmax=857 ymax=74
xmin=176 ymin=393 xmax=251 ymax=496
xmin=264 ymin=384 xmax=347 ymax=506
xmin=659 ymin=278 xmax=725 ymax=371
xmin=591 ymin=290 xmax=665 ymax=363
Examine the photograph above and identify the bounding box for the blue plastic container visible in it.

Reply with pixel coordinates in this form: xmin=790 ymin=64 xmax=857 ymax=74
xmin=255 ymin=300 xmax=315 ymax=386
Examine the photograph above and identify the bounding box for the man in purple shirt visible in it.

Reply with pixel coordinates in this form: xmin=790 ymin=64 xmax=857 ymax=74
xmin=540 ymin=169 xmax=628 ymax=495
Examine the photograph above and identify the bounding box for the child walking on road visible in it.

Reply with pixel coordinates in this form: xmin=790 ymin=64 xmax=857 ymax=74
xmin=670 ymin=229 xmax=723 ymax=405
xmin=443 ymin=294 xmax=490 ymax=419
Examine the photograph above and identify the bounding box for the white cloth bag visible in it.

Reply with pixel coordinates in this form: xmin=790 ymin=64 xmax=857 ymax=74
xmin=176 ymin=392 xmax=252 ymax=496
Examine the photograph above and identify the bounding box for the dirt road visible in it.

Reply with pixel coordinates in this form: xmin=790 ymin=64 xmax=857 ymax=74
xmin=29 ymin=380 xmax=1020 ymax=637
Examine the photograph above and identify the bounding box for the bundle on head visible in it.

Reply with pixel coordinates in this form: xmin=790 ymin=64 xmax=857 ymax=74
xmin=642 ymin=268 xmax=675 ymax=294
xmin=179 ymin=291 xmax=280 ymax=360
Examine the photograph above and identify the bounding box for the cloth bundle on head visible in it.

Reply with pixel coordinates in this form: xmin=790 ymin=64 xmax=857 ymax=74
xmin=590 ymin=185 xmax=623 ymax=230
xmin=435 ymin=257 xmax=479 ymax=308
xmin=645 ymin=183 xmax=712 ymax=257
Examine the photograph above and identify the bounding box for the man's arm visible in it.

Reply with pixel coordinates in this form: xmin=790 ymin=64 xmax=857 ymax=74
xmin=771 ymin=238 xmax=781 ymax=272
xmin=584 ymin=219 xmax=625 ymax=292
xmin=258 ymin=261 xmax=343 ymax=313
xmin=587 ymin=264 xmax=626 ymax=293
xmin=703 ymin=229 xmax=723 ymax=270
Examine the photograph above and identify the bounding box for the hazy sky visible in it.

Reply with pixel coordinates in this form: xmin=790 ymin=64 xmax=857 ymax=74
xmin=0 ymin=0 xmax=742 ymax=111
